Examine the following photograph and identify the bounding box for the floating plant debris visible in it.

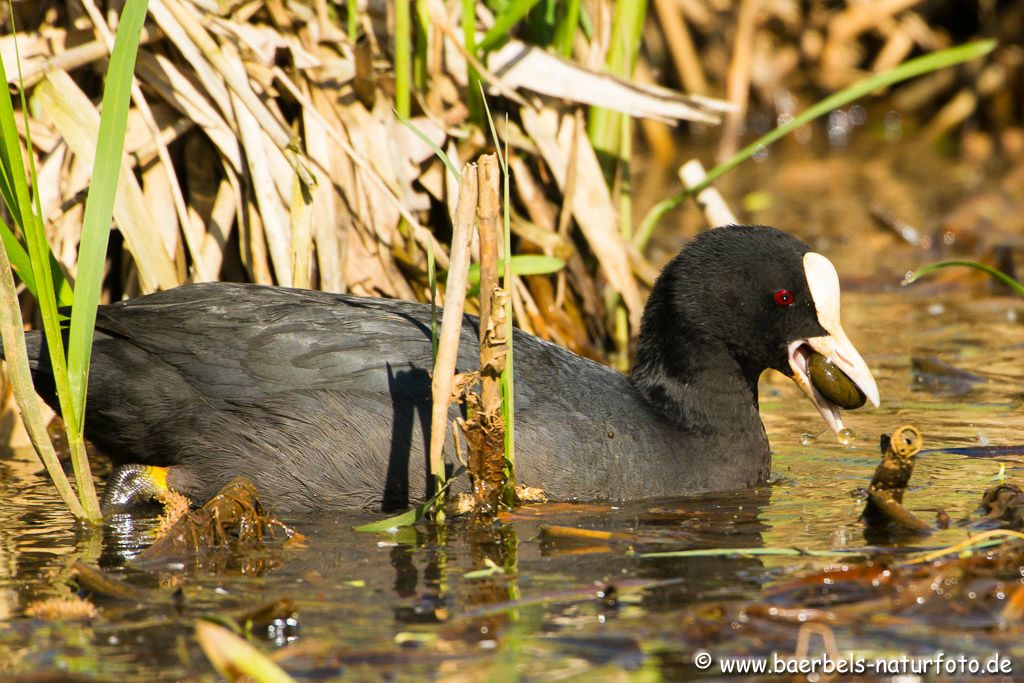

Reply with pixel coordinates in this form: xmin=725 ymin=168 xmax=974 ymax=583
xmin=138 ymin=477 xmax=304 ymax=570
xmin=912 ymin=354 xmax=987 ymax=394
xmin=977 ymin=483 xmax=1024 ymax=530
xmin=24 ymin=595 xmax=99 ymax=621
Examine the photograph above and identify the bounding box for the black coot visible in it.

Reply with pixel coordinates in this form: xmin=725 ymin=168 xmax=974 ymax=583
xmin=20 ymin=225 xmax=878 ymax=511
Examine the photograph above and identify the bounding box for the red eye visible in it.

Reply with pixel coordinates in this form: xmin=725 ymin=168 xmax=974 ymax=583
xmin=774 ymin=289 xmax=794 ymax=306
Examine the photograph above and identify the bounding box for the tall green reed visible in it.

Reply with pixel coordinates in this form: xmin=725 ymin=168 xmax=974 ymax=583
xmin=346 ymin=0 xmax=358 ymax=42
xmin=394 ymin=0 xmax=412 ymax=118
xmin=584 ymin=0 xmax=647 ymax=367
xmin=552 ymin=0 xmax=582 ymax=57
xmin=587 ymin=0 xmax=647 ymax=180
xmin=479 ymin=0 xmax=545 ymax=52
xmin=0 ymin=0 xmax=150 ymax=521
xmin=462 ymin=0 xmax=483 ymax=121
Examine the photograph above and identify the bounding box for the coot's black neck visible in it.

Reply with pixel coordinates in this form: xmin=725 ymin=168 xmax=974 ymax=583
xmin=630 ymin=290 xmax=762 ymax=436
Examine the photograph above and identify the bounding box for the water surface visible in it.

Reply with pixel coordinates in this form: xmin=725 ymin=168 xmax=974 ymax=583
xmin=1 ymin=143 xmax=1022 ymax=680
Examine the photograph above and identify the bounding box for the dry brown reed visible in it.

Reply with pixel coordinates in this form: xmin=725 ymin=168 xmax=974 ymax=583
xmin=0 ymin=0 xmax=1013 ymax=373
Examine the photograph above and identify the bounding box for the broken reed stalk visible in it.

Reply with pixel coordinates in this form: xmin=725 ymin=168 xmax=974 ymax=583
xmin=428 ymin=163 xmax=478 ymax=500
xmin=479 ymin=93 xmax=516 ymax=499
xmin=477 ymin=156 xmax=499 ymax=350
xmin=467 ymin=154 xmax=506 ymax=511
xmin=679 ymin=159 xmax=738 ymax=228
xmin=863 ymin=425 xmax=931 ymax=532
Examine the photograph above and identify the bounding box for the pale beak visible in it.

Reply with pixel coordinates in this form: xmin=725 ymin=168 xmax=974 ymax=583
xmin=787 ymin=253 xmax=880 ymax=433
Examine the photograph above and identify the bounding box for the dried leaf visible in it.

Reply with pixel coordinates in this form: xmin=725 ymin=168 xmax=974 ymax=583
xmin=490 ymin=41 xmax=729 ymax=124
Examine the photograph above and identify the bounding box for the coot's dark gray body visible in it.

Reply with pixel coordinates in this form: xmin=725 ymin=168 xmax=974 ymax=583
xmin=19 ymin=226 xmax=879 ymax=511
xmin=45 ymin=284 xmax=765 ymax=510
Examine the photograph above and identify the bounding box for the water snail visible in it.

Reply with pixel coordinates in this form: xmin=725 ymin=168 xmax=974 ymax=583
xmin=808 ymin=351 xmax=867 ymax=410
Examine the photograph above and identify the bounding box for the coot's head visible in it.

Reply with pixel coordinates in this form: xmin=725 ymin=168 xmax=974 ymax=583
xmin=635 ymin=225 xmax=878 ymax=432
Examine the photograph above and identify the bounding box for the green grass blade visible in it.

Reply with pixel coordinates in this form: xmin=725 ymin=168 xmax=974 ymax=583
xmin=553 ymin=0 xmax=582 ymax=57
xmin=67 ymin=0 xmax=149 ymax=431
xmin=634 ymin=39 xmax=997 ymax=251
xmin=413 ymin=0 xmax=430 ymax=90
xmin=479 ymin=85 xmax=506 ymax=175
xmin=467 ymin=255 xmax=564 ymax=287
xmin=577 ymin=3 xmax=593 ymax=39
xmin=397 ymin=112 xmax=459 ymax=182
xmin=394 ymin=0 xmax=411 ymax=118
xmin=0 ymin=41 xmax=70 ymax=305
xmin=0 ymin=217 xmax=38 ymax=296
xmin=587 ymin=0 xmax=646 ymax=178
xmin=353 ymin=496 xmax=438 ymax=533
xmin=479 ymin=0 xmax=545 ymax=53
xmin=346 ymin=0 xmax=358 ymax=41
xmin=501 ymin=125 xmax=514 ymax=488
xmin=0 ymin=20 xmax=93 ymax=519
xmin=354 ymin=468 xmax=464 ymax=532
xmin=3 ymin=23 xmax=77 ymax=448
xmin=0 ymin=217 xmax=86 ymax=519
xmin=903 ymin=260 xmax=1024 ymax=298
xmin=0 ymin=61 xmax=32 ymax=232
xmin=462 ymin=0 xmax=481 ymax=121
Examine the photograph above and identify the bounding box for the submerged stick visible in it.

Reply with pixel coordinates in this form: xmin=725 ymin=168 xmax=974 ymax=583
xmin=428 ymin=164 xmax=478 ymax=495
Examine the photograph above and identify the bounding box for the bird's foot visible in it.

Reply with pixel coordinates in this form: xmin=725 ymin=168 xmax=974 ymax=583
xmin=101 ymin=464 xmax=171 ymax=513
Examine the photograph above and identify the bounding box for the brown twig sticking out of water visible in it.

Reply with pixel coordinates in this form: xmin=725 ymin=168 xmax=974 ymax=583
xmin=862 ymin=425 xmax=932 ymax=533
xmin=462 ymin=155 xmax=507 ymax=513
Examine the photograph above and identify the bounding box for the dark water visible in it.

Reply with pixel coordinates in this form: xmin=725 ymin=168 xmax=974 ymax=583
xmin=1 ymin=144 xmax=1023 ymax=680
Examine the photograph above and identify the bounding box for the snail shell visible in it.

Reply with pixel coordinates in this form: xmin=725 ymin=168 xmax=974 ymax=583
xmin=808 ymin=352 xmax=867 ymax=409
